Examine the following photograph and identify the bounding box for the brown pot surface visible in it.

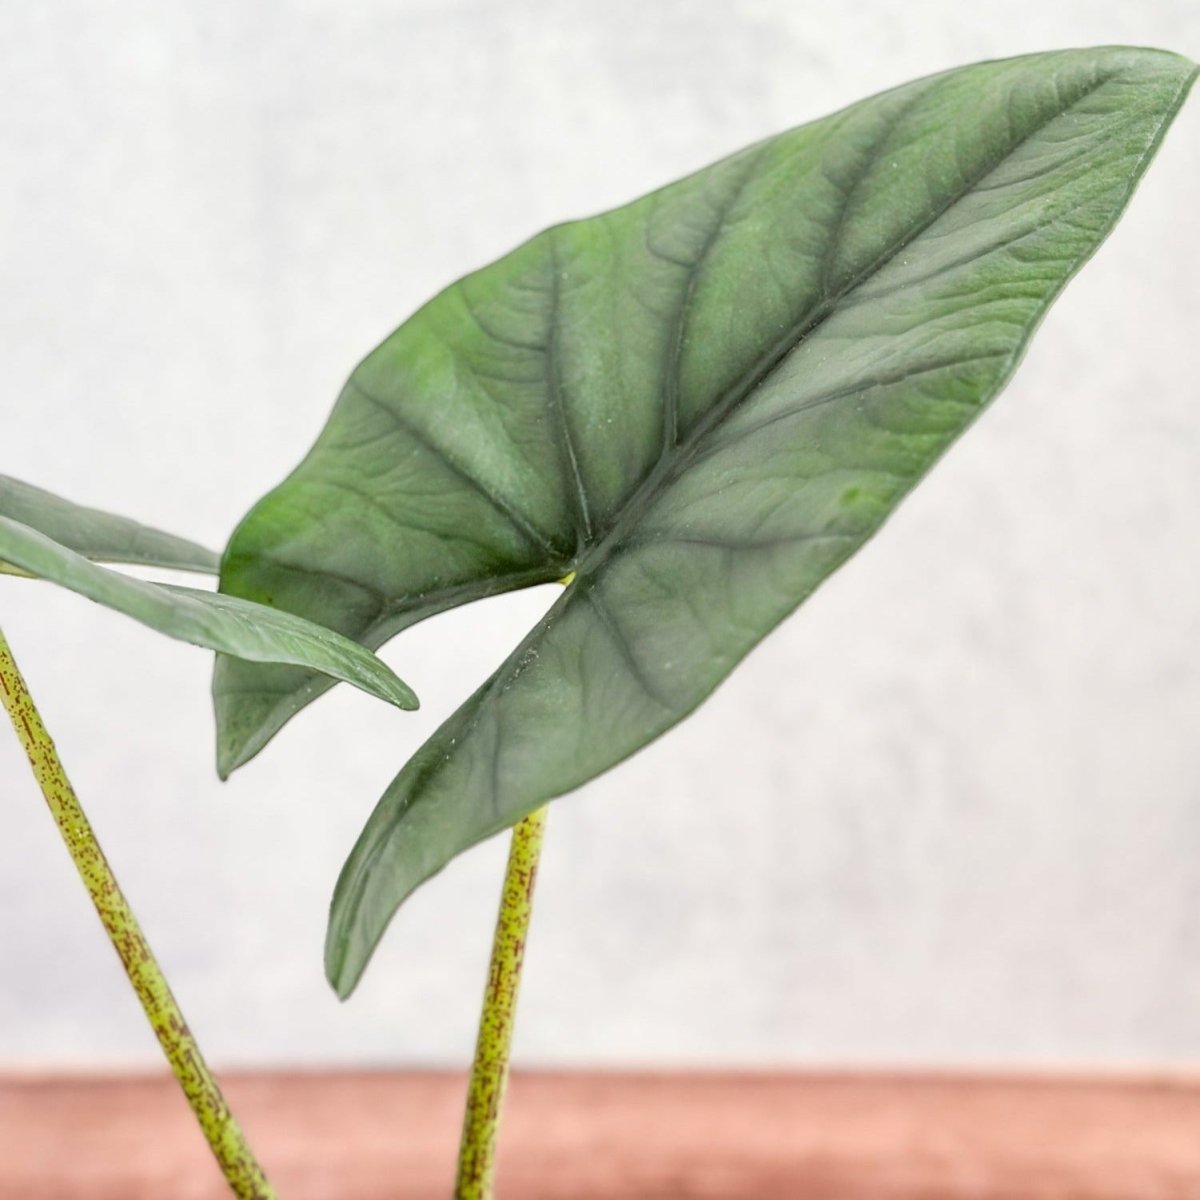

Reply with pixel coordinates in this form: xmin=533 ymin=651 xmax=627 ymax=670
xmin=2 ymin=1069 xmax=1199 ymax=1199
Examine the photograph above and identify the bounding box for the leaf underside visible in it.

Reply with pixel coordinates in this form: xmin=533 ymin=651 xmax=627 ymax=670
xmin=212 ymin=47 xmax=1196 ymax=996
xmin=0 ymin=474 xmax=220 ymax=573
xmin=0 ymin=515 xmax=417 ymax=713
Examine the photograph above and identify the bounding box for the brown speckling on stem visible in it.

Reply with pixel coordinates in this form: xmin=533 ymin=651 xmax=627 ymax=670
xmin=455 ymin=807 xmax=548 ymax=1200
xmin=0 ymin=624 xmax=276 ymax=1200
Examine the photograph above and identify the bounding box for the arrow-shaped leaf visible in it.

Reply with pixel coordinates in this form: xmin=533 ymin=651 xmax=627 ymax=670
xmin=0 ymin=515 xmax=417 ymax=714
xmin=212 ymin=47 xmax=1195 ymax=995
xmin=1 ymin=474 xmax=220 ymax=573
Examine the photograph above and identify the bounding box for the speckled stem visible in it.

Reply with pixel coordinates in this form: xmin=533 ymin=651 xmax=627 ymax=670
xmin=0 ymin=624 xmax=276 ymax=1200
xmin=454 ymin=807 xmax=548 ymax=1200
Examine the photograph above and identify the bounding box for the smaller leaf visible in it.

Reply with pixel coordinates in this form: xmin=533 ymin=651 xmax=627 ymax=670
xmin=0 ymin=475 xmax=220 ymax=573
xmin=0 ymin=515 xmax=418 ymax=717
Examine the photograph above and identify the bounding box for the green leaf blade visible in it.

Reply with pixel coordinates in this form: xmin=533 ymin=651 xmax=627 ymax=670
xmin=210 ymin=48 xmax=1194 ymax=994
xmin=0 ymin=475 xmax=220 ymax=573
xmin=0 ymin=516 xmax=418 ymax=719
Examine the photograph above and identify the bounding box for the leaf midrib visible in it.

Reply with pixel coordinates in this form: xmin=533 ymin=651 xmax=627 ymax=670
xmin=567 ymin=68 xmax=1113 ymax=587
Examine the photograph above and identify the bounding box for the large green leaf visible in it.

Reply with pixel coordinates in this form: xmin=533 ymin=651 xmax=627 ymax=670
xmin=0 ymin=474 xmax=220 ymax=573
xmin=0 ymin=515 xmax=417 ymax=712
xmin=212 ymin=47 xmax=1195 ymax=995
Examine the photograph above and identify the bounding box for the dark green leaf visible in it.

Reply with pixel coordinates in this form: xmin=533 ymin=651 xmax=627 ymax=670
xmin=211 ymin=48 xmax=1195 ymax=995
xmin=0 ymin=516 xmax=417 ymax=714
xmin=0 ymin=475 xmax=220 ymax=573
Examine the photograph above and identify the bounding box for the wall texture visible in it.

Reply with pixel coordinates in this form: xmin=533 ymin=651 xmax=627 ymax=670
xmin=1 ymin=0 xmax=1198 ymax=1068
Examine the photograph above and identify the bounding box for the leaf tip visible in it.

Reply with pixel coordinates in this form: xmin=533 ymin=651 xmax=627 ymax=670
xmin=324 ymin=929 xmax=360 ymax=1001
xmin=214 ymin=721 xmax=265 ymax=781
xmin=330 ymin=975 xmax=357 ymax=1003
xmin=214 ymin=742 xmax=239 ymax=783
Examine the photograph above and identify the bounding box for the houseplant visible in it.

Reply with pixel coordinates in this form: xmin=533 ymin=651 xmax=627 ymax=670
xmin=0 ymin=475 xmax=419 ymax=1197
xmin=3 ymin=45 xmax=1195 ymax=1198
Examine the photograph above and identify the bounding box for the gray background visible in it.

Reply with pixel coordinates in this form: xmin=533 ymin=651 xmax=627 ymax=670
xmin=1 ymin=1 xmax=1197 ymax=1069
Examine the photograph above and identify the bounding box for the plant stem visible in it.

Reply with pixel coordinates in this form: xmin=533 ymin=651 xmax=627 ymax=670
xmin=0 ymin=624 xmax=277 ymax=1200
xmin=454 ymin=806 xmax=548 ymax=1200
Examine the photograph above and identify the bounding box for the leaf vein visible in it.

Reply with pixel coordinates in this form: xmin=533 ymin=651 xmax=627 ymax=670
xmin=544 ymin=232 xmax=594 ymax=547
xmin=345 ymin=376 xmax=561 ymax=558
xmin=583 ymin=583 xmax=670 ymax=706
xmin=577 ymin=69 xmax=1114 ymax=581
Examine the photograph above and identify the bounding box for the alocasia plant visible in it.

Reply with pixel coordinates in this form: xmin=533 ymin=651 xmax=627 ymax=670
xmin=213 ymin=47 xmax=1195 ymax=1001
xmin=0 ymin=478 xmax=422 ymax=1199
xmin=2 ymin=43 xmax=1193 ymax=1200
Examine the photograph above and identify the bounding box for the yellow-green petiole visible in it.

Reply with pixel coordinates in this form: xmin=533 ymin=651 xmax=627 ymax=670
xmin=0 ymin=624 xmax=276 ymax=1200
xmin=454 ymin=806 xmax=548 ymax=1199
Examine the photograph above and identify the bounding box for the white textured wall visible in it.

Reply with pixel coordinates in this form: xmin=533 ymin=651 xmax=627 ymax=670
xmin=1 ymin=1 xmax=1198 ymax=1070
